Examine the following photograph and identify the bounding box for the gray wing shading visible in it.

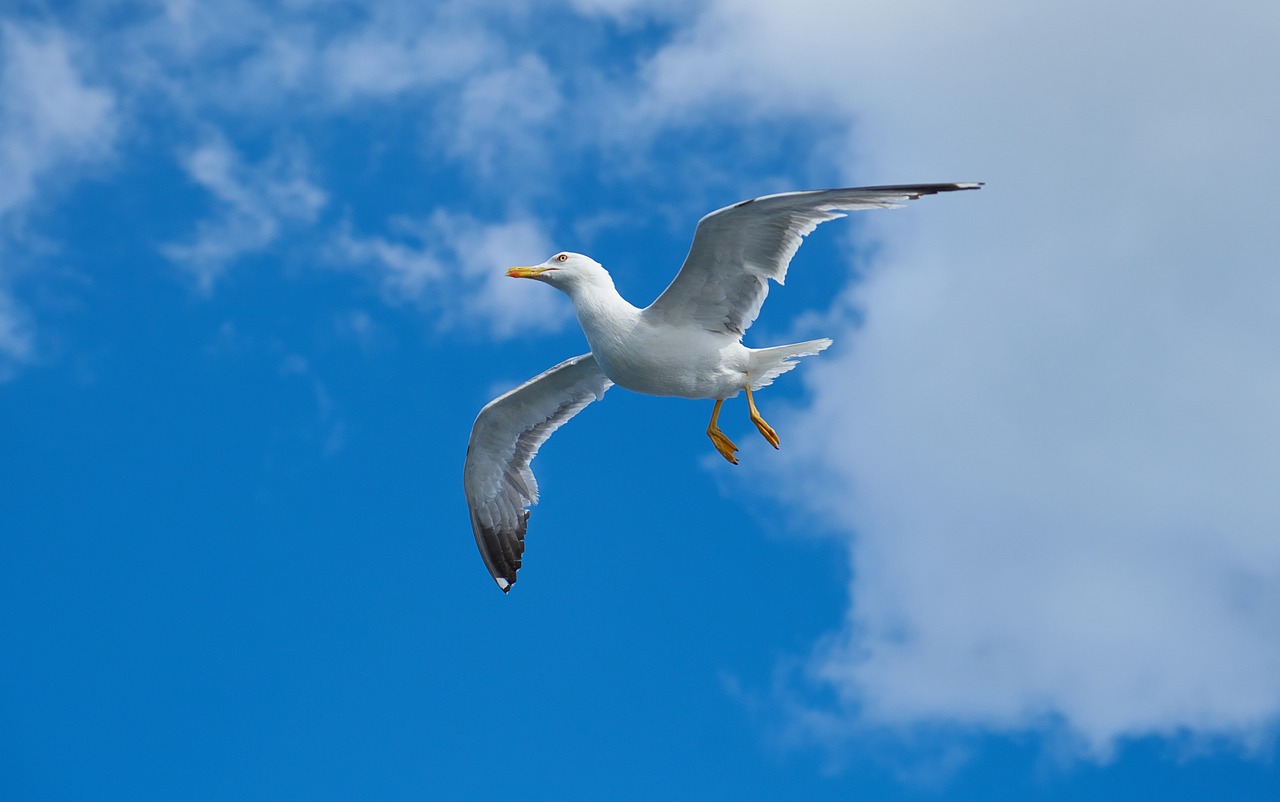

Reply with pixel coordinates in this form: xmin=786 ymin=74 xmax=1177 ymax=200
xmin=463 ymin=353 xmax=613 ymax=593
xmin=645 ymin=183 xmax=982 ymax=336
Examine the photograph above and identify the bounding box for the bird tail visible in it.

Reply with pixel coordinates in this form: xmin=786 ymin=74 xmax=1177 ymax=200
xmin=746 ymin=338 xmax=833 ymax=390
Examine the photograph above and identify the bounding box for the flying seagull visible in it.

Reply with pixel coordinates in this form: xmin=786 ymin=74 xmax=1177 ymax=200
xmin=464 ymin=182 xmax=981 ymax=591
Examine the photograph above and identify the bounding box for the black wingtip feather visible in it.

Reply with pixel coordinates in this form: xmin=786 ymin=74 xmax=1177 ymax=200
xmin=857 ymin=181 xmax=984 ymax=197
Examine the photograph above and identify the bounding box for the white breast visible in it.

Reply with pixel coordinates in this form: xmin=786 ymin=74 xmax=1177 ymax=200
xmin=567 ymin=271 xmax=750 ymax=400
xmin=595 ymin=319 xmax=749 ymax=400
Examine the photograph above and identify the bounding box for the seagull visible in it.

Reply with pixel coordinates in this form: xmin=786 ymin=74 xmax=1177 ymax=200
xmin=464 ymin=182 xmax=980 ymax=591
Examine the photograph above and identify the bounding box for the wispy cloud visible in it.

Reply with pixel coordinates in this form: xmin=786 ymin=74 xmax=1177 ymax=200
xmin=0 ymin=288 xmax=33 ymax=379
xmin=161 ymin=135 xmax=327 ymax=291
xmin=0 ymin=22 xmax=117 ymax=218
xmin=334 ymin=210 xmax=568 ymax=339
xmin=447 ymin=54 xmax=564 ymax=176
xmin=322 ymin=25 xmax=498 ymax=102
xmin=0 ymin=21 xmax=118 ymax=372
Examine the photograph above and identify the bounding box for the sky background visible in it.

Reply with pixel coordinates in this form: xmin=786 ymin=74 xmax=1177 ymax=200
xmin=3 ymin=0 xmax=1280 ymax=799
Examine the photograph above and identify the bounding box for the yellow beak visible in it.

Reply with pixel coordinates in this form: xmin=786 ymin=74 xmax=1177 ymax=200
xmin=506 ymin=266 xmax=549 ymax=279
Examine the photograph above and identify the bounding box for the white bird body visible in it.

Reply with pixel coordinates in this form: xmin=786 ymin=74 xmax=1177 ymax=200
xmin=561 ymin=266 xmax=793 ymax=399
xmin=464 ymin=182 xmax=981 ymax=591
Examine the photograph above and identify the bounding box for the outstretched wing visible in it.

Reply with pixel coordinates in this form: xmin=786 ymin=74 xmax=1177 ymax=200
xmin=645 ymin=183 xmax=982 ymax=336
xmin=463 ymin=353 xmax=613 ymax=592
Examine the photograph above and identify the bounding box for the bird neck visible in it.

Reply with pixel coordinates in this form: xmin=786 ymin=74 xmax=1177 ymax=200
xmin=566 ymin=279 xmax=640 ymax=352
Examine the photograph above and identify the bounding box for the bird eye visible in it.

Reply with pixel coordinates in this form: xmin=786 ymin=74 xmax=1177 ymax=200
xmin=557 ymin=254 xmax=568 ymax=262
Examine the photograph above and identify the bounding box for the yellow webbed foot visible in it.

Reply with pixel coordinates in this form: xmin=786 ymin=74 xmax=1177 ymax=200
xmin=708 ymin=428 xmax=740 ymax=464
xmin=746 ymin=386 xmax=779 ymax=449
xmin=706 ymin=398 xmax=740 ymax=465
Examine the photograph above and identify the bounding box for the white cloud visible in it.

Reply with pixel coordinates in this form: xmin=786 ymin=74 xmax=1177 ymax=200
xmin=0 ymin=288 xmax=33 ymax=380
xmin=323 ymin=26 xmax=498 ymax=102
xmin=0 ymin=22 xmax=117 ymax=218
xmin=0 ymin=21 xmax=118 ymax=372
xmin=439 ymin=213 xmax=570 ymax=338
xmin=448 ymin=54 xmax=564 ymax=175
xmin=334 ymin=217 xmax=444 ymax=299
xmin=4 ymin=1 xmax=583 ymax=344
xmin=567 ymin=0 xmax=689 ymax=25
xmin=162 ymin=136 xmax=327 ymax=290
xmin=335 ymin=210 xmax=568 ymax=339
xmin=630 ymin=0 xmax=1280 ymax=757
xmin=125 ymin=1 xmax=515 ymax=120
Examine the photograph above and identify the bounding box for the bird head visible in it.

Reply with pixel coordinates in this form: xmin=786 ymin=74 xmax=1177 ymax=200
xmin=506 ymin=252 xmax=609 ymax=291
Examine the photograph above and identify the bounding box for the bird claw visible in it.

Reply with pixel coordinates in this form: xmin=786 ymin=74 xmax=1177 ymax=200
xmin=707 ymin=429 xmax=739 ymax=465
xmin=745 ymin=386 xmax=780 ymax=449
xmin=752 ymin=416 xmax=780 ymax=449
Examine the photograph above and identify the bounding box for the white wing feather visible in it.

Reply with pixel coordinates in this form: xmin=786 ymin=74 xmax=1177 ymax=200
xmin=463 ymin=353 xmax=612 ymax=592
xmin=645 ymin=183 xmax=982 ymax=336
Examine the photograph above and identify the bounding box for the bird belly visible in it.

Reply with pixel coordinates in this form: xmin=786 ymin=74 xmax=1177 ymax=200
xmin=592 ymin=326 xmax=748 ymax=400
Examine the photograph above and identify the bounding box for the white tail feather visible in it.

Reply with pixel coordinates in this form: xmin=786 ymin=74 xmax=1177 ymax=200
xmin=746 ymin=338 xmax=833 ymax=390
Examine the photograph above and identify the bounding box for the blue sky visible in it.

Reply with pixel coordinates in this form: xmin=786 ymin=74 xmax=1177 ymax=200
xmin=3 ymin=1 xmax=1280 ymax=799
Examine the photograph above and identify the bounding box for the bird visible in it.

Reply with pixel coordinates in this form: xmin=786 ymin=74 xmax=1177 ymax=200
xmin=463 ymin=182 xmax=981 ymax=591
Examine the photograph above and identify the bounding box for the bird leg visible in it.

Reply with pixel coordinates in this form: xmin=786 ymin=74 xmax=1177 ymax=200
xmin=746 ymin=386 xmax=779 ymax=449
xmin=706 ymin=399 xmax=739 ymax=465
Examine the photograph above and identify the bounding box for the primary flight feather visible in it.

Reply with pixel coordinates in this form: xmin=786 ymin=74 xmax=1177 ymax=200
xmin=463 ymin=183 xmax=981 ymax=591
